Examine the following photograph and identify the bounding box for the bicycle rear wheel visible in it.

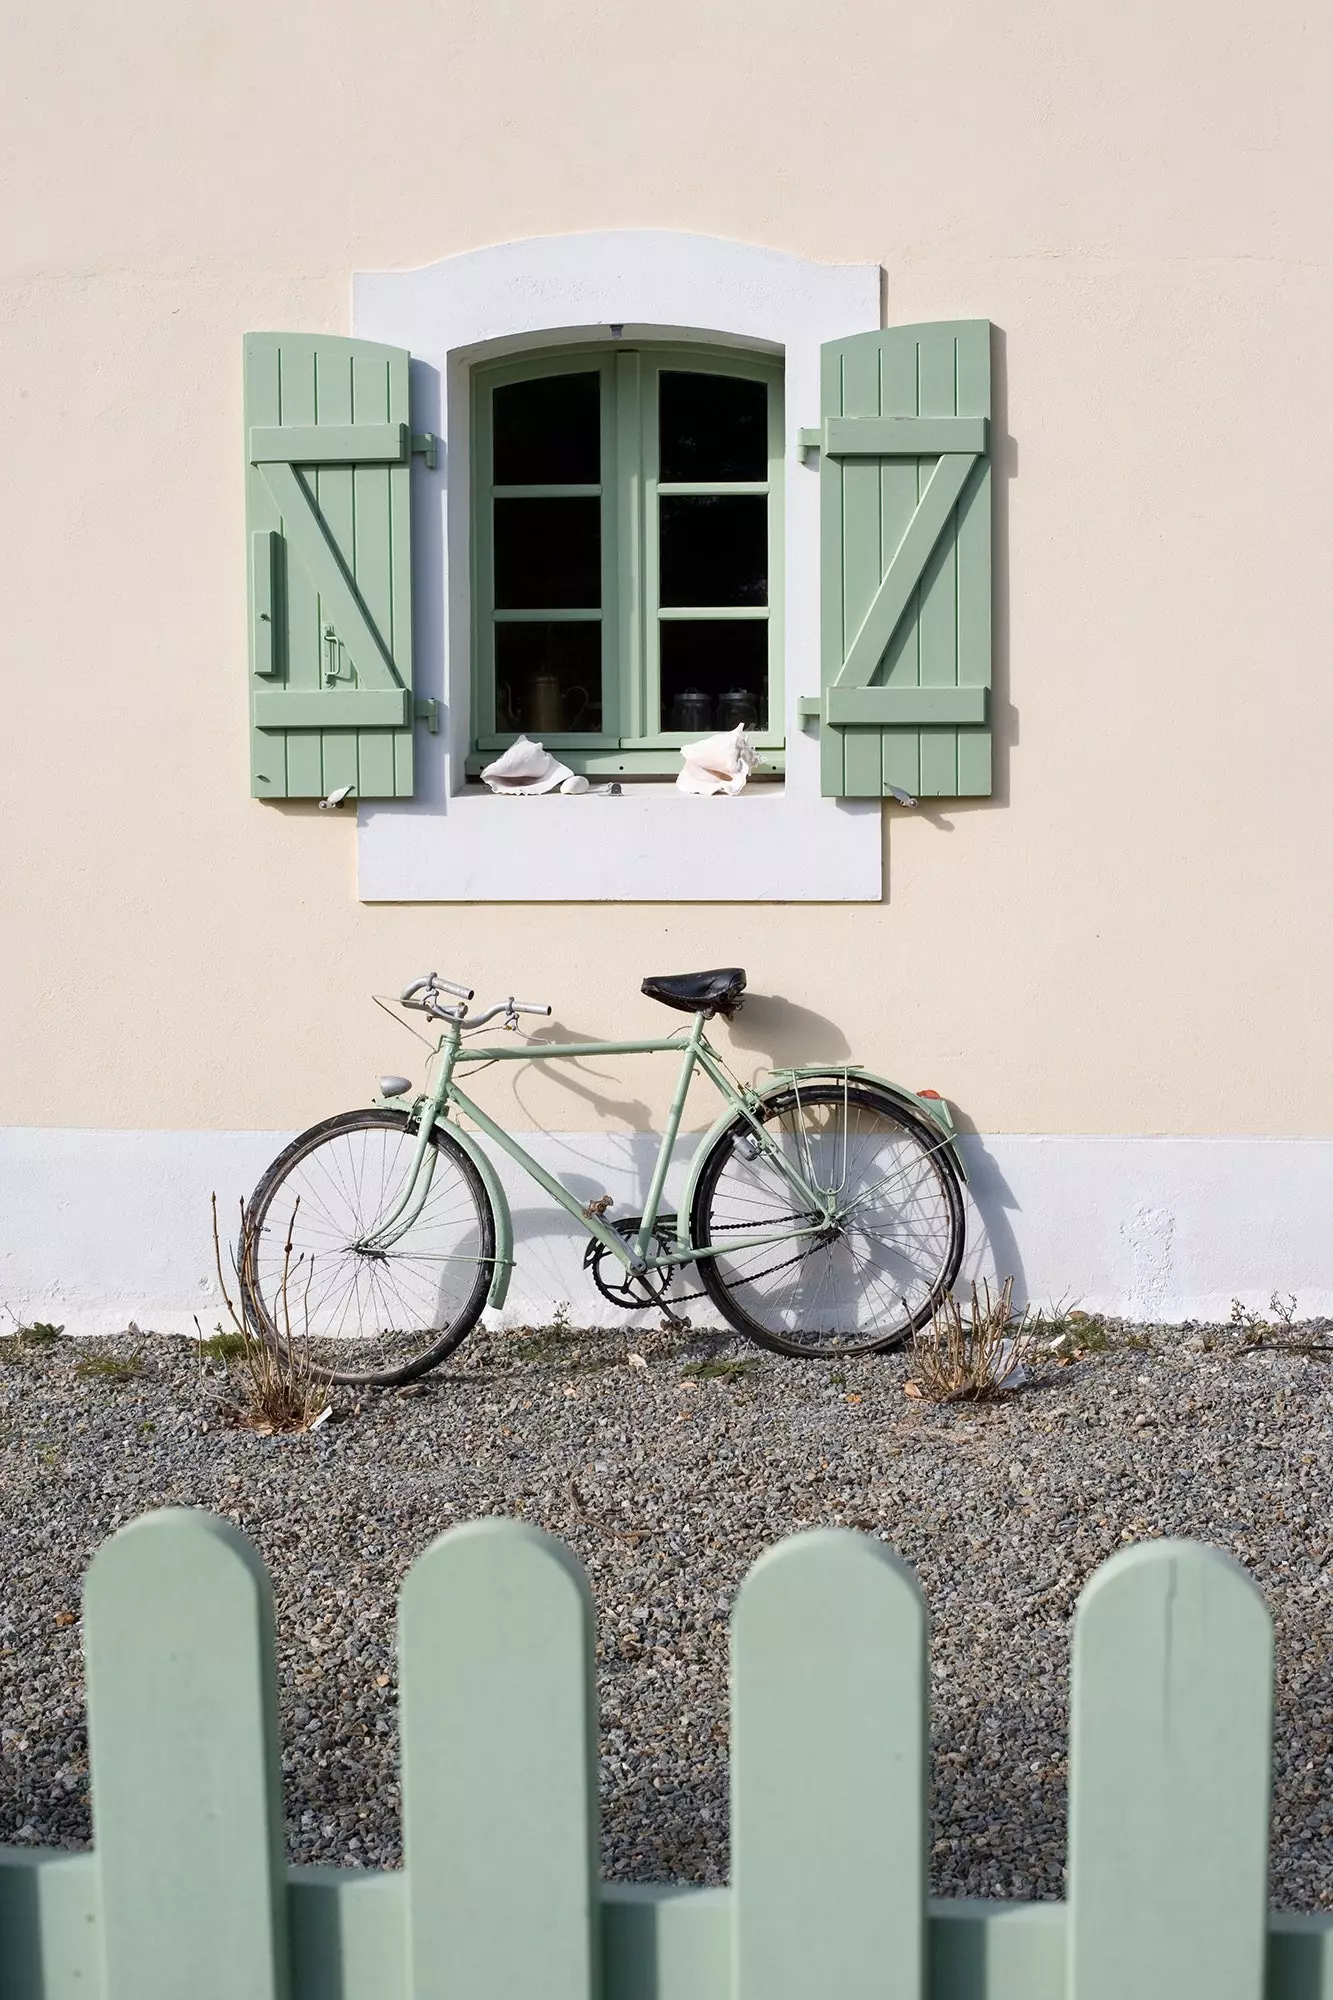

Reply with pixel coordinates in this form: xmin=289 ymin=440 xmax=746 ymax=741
xmin=689 ymin=1081 xmax=964 ymax=1357
xmin=242 ymin=1108 xmax=495 ymax=1385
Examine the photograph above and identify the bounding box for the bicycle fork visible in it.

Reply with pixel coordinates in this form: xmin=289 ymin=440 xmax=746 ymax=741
xmin=356 ymin=1032 xmax=463 ymax=1251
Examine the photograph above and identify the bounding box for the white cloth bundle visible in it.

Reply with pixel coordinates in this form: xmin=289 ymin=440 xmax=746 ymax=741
xmin=676 ymin=725 xmax=757 ymax=796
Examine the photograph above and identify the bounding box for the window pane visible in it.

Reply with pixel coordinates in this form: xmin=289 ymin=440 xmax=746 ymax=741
xmin=496 ymin=623 xmax=602 ymax=734
xmin=493 ymin=372 xmax=600 ymax=485
xmin=659 ymin=495 xmax=766 ymax=607
xmin=494 ymin=497 xmax=600 ymax=609
xmin=659 ymin=371 xmax=767 ymax=483
xmin=659 ymin=620 xmax=768 ymax=733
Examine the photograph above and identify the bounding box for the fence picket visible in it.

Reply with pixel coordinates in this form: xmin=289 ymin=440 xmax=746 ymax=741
xmin=5 ymin=1509 xmax=1315 ymax=2000
xmin=731 ymin=1528 xmax=928 ymax=2000
xmin=81 ymin=1508 xmax=289 ymax=2000
xmin=398 ymin=1517 xmax=600 ymax=2000
xmin=1067 ymin=1538 xmax=1273 ymax=2000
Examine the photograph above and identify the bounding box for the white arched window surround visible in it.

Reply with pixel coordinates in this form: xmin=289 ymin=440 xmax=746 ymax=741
xmin=353 ymin=231 xmax=883 ymax=902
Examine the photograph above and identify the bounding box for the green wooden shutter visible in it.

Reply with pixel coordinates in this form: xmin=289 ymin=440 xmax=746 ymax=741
xmin=245 ymin=332 xmax=416 ymax=799
xmin=814 ymin=321 xmax=991 ymax=798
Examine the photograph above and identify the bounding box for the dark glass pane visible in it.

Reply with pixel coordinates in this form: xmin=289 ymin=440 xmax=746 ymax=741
xmin=493 ymin=372 xmax=600 ymax=485
xmin=659 ymin=620 xmax=768 ymax=733
xmin=659 ymin=371 xmax=767 ymax=482
xmin=659 ymin=495 xmax=766 ymax=607
xmin=495 ymin=623 xmax=602 ymax=734
xmin=494 ymin=498 xmax=600 ymax=609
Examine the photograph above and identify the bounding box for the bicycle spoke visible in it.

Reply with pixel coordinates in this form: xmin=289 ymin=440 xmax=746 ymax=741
xmin=696 ymin=1086 xmax=961 ymax=1354
xmin=247 ymin=1115 xmax=492 ymax=1380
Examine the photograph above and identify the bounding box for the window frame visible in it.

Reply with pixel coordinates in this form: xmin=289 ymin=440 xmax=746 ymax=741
xmin=468 ymin=340 xmax=785 ymax=778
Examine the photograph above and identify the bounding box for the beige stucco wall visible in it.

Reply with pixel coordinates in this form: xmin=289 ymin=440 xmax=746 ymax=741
xmin=2 ymin=0 xmax=1331 ymax=1138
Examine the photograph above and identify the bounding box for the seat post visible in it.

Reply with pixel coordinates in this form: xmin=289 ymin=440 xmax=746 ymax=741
xmin=633 ymin=1009 xmax=707 ymax=1264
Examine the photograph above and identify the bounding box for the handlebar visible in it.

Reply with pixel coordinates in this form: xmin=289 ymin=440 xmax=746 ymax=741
xmin=465 ymin=998 xmax=554 ymax=1029
xmin=401 ymin=972 xmax=474 ymax=1005
xmin=399 ymin=972 xmax=551 ymax=1030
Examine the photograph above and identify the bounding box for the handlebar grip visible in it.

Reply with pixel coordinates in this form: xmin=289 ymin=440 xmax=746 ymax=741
xmin=400 ymin=973 xmax=475 ymax=1006
xmin=511 ymin=999 xmax=553 ymax=1016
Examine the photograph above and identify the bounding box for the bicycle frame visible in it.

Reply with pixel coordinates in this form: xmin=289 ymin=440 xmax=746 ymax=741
xmin=361 ymin=1010 xmax=832 ymax=1276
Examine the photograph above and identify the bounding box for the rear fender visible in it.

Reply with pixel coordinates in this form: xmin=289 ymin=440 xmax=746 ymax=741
xmin=829 ymin=1069 xmax=967 ymax=1181
xmin=679 ymin=1068 xmax=967 ymax=1232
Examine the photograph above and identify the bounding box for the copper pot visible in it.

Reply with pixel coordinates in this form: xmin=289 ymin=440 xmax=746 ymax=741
xmin=500 ymin=674 xmax=588 ymax=733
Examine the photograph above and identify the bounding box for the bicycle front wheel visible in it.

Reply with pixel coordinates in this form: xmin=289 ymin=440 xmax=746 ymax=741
xmin=689 ymin=1082 xmax=964 ymax=1357
xmin=243 ymin=1109 xmax=495 ymax=1385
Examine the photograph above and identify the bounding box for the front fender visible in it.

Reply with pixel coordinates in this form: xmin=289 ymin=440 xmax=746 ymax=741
xmin=679 ymin=1068 xmax=968 ymax=1233
xmin=426 ymin=1110 xmax=515 ymax=1309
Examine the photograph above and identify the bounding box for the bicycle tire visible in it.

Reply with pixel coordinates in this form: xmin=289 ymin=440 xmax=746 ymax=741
xmin=689 ymin=1081 xmax=965 ymax=1358
xmin=242 ymin=1108 xmax=495 ymax=1386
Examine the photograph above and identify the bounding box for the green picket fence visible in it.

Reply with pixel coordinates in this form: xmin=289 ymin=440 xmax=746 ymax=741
xmin=2 ymin=1511 xmax=1332 ymax=2000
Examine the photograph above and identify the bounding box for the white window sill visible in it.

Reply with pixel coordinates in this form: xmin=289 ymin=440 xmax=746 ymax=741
xmin=351 ymin=230 xmax=884 ymax=903
xmin=357 ymin=772 xmax=880 ymax=902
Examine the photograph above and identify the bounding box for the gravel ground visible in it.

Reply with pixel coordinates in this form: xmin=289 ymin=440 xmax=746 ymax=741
xmin=3 ymin=1315 xmax=1333 ymax=1906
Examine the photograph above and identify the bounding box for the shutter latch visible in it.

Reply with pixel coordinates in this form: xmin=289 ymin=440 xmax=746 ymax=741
xmin=411 ymin=433 xmax=439 ymax=470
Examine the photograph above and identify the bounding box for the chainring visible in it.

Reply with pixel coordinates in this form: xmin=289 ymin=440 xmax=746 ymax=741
xmin=583 ymin=1214 xmax=684 ymax=1313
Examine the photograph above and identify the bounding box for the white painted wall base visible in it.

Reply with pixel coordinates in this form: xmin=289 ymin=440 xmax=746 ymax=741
xmin=3 ymin=1128 xmax=1332 ymax=1337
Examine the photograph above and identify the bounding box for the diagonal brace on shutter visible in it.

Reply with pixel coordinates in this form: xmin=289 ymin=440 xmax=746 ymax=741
xmin=257 ymin=461 xmax=405 ymax=700
xmin=831 ymin=451 xmax=984 ymax=720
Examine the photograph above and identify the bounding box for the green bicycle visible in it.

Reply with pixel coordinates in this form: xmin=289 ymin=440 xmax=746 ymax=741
xmin=241 ymin=967 xmax=967 ymax=1385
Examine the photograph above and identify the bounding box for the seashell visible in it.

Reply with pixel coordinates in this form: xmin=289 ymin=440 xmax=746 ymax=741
xmin=676 ymin=724 xmax=758 ymax=796
xmin=480 ymin=735 xmax=574 ymax=795
xmin=559 ymin=773 xmax=590 ymax=795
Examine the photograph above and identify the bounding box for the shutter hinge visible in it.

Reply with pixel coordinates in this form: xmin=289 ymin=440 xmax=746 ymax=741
xmin=414 ymin=697 xmax=441 ymax=734
xmin=411 ymin=433 xmax=439 ymax=470
xmin=797 ymin=696 xmax=821 ymax=723
xmin=797 ymin=428 xmax=822 ymax=461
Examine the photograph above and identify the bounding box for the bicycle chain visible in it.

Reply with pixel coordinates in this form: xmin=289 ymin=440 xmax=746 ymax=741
xmin=659 ymin=1115 xmax=960 ymax=1309
xmin=650 ymin=1215 xmax=826 ymax=1307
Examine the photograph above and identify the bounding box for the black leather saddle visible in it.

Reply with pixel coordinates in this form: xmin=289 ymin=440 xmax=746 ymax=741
xmin=640 ymin=967 xmax=747 ymax=1018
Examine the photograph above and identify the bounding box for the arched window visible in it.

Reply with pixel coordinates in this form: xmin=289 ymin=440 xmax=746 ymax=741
xmin=469 ymin=342 xmax=784 ymax=778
